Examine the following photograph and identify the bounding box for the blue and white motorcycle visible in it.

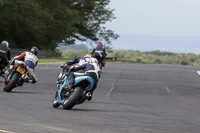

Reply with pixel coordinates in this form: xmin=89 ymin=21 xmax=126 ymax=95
xmin=53 ymin=64 xmax=94 ymax=110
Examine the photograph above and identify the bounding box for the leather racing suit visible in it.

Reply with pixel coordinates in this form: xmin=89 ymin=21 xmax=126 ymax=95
xmin=13 ymin=52 xmax=38 ymax=82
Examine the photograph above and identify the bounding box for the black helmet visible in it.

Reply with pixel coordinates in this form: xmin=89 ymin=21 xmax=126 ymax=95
xmin=30 ymin=46 xmax=38 ymax=55
xmin=1 ymin=41 xmax=9 ymax=47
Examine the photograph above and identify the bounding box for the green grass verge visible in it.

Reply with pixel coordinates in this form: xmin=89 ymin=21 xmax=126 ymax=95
xmin=39 ymin=58 xmax=68 ymax=63
xmin=39 ymin=58 xmax=146 ymax=64
xmin=107 ymin=59 xmax=146 ymax=64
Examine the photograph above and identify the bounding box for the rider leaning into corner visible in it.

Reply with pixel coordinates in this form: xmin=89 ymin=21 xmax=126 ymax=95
xmin=59 ymin=57 xmax=101 ymax=101
xmin=10 ymin=46 xmax=39 ymax=83
xmin=56 ymin=54 xmax=91 ymax=84
xmin=68 ymin=57 xmax=101 ymax=101
xmin=91 ymin=42 xmax=107 ymax=67
xmin=0 ymin=41 xmax=11 ymax=74
xmin=66 ymin=54 xmax=91 ymax=66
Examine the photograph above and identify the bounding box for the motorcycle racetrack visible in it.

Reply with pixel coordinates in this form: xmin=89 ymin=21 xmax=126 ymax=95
xmin=0 ymin=63 xmax=200 ymax=133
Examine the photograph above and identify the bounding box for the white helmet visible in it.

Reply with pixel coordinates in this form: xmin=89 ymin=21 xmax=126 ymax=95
xmin=90 ymin=57 xmax=98 ymax=64
xmin=1 ymin=41 xmax=9 ymax=47
xmin=84 ymin=54 xmax=91 ymax=58
xmin=79 ymin=60 xmax=87 ymax=65
xmin=85 ymin=58 xmax=90 ymax=62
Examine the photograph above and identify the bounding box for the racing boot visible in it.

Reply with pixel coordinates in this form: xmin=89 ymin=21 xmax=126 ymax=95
xmin=86 ymin=92 xmax=93 ymax=101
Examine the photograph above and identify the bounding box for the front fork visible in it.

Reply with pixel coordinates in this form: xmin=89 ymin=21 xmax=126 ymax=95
xmin=6 ymin=68 xmax=15 ymax=81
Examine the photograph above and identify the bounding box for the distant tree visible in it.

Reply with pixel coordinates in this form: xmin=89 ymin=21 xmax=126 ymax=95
xmin=0 ymin=0 xmax=53 ymax=50
xmin=136 ymin=58 xmax=142 ymax=62
xmin=180 ymin=61 xmax=188 ymax=65
xmin=186 ymin=54 xmax=196 ymax=63
xmin=144 ymin=50 xmax=175 ymax=56
xmin=154 ymin=59 xmax=161 ymax=64
xmin=0 ymin=0 xmax=118 ymax=51
xmin=0 ymin=0 xmax=3 ymax=6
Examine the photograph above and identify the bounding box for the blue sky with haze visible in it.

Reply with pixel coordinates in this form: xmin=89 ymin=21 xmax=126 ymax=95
xmin=105 ymin=0 xmax=200 ymax=53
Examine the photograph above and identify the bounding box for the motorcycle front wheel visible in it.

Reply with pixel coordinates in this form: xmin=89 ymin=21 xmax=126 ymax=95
xmin=4 ymin=73 xmax=21 ymax=92
xmin=53 ymin=91 xmax=60 ymax=108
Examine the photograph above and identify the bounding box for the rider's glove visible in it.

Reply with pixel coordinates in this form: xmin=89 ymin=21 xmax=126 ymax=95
xmin=60 ymin=64 xmax=64 ymax=68
xmin=69 ymin=66 xmax=76 ymax=71
xmin=10 ymin=60 xmax=15 ymax=65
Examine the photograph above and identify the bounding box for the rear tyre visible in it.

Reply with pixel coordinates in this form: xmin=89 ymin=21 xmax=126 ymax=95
xmin=4 ymin=73 xmax=21 ymax=92
xmin=53 ymin=92 xmax=60 ymax=108
xmin=63 ymin=87 xmax=83 ymax=110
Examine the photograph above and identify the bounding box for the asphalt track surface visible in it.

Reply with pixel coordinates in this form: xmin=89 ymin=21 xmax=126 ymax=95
xmin=0 ymin=63 xmax=200 ymax=133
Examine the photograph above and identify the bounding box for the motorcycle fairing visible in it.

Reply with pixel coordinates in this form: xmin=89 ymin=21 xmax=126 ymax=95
xmin=74 ymin=76 xmax=94 ymax=92
xmin=57 ymin=75 xmax=94 ymax=105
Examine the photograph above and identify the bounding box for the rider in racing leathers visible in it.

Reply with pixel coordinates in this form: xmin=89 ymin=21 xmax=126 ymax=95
xmin=0 ymin=41 xmax=11 ymax=73
xmin=56 ymin=54 xmax=91 ymax=84
xmin=11 ymin=46 xmax=39 ymax=83
xmin=66 ymin=54 xmax=91 ymax=66
xmin=67 ymin=57 xmax=101 ymax=101
xmin=91 ymin=42 xmax=107 ymax=66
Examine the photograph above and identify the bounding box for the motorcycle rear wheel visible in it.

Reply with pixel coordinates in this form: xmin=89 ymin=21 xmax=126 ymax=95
xmin=4 ymin=73 xmax=21 ymax=92
xmin=63 ymin=87 xmax=83 ymax=110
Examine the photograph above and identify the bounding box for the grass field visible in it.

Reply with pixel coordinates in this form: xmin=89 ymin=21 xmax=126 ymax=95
xmin=38 ymin=58 xmax=68 ymax=63
xmin=38 ymin=58 xmax=145 ymax=64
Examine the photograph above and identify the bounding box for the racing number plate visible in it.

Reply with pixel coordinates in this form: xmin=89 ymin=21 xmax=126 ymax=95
xmin=17 ymin=66 xmax=26 ymax=74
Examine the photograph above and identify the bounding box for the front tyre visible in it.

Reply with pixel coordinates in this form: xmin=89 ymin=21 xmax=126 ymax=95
xmin=53 ymin=91 xmax=60 ymax=108
xmin=63 ymin=87 xmax=83 ymax=110
xmin=4 ymin=73 xmax=21 ymax=92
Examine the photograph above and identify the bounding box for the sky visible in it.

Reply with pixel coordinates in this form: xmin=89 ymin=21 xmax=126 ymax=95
xmin=105 ymin=0 xmax=200 ymax=53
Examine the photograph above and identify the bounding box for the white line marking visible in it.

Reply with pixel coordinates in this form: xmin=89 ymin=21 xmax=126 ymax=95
xmin=107 ymin=85 xmax=115 ymax=99
xmin=107 ymin=80 xmax=116 ymax=100
xmin=164 ymin=87 xmax=171 ymax=93
xmin=0 ymin=129 xmax=15 ymax=133
xmin=197 ymin=71 xmax=200 ymax=75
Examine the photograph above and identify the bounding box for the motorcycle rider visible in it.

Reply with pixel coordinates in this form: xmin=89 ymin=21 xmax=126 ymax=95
xmin=91 ymin=42 xmax=107 ymax=67
xmin=56 ymin=54 xmax=91 ymax=84
xmin=10 ymin=46 xmax=39 ymax=83
xmin=0 ymin=41 xmax=11 ymax=74
xmin=62 ymin=57 xmax=101 ymax=101
xmin=66 ymin=54 xmax=91 ymax=66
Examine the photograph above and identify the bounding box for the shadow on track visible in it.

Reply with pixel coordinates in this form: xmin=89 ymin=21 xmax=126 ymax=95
xmin=0 ymin=90 xmax=46 ymax=94
xmin=72 ymin=108 xmax=118 ymax=112
xmin=53 ymin=106 xmax=116 ymax=112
